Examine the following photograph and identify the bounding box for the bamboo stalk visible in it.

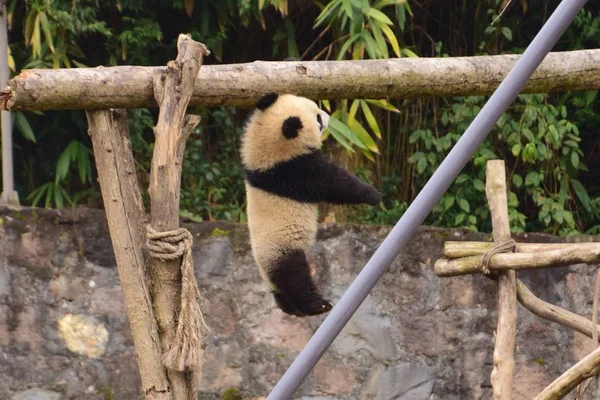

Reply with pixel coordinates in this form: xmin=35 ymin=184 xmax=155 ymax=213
xmin=2 ymin=50 xmax=600 ymax=111
xmin=487 ymin=160 xmax=517 ymax=400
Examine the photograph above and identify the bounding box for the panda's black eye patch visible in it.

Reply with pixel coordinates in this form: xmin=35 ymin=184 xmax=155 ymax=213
xmin=282 ymin=116 xmax=303 ymax=139
xmin=317 ymin=114 xmax=323 ymax=130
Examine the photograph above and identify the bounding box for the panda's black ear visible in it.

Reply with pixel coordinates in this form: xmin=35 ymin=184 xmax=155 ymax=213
xmin=282 ymin=116 xmax=302 ymax=139
xmin=256 ymin=92 xmax=279 ymax=110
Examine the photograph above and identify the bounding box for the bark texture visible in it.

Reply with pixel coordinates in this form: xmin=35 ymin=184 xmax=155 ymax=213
xmin=516 ymin=279 xmax=600 ymax=340
xmin=443 ymin=241 xmax=600 ymax=259
xmin=534 ymin=346 xmax=600 ymax=400
xmin=2 ymin=49 xmax=600 ymax=111
xmin=487 ymin=160 xmax=517 ymax=400
xmin=86 ymin=109 xmax=171 ymax=400
xmin=146 ymin=34 xmax=208 ymax=400
xmin=434 ymin=245 xmax=600 ymax=277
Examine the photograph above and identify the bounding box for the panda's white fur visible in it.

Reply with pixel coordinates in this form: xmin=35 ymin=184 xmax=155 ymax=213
xmin=241 ymin=93 xmax=379 ymax=317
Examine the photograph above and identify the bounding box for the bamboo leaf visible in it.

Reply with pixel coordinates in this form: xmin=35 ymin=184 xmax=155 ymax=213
xmin=31 ymin=13 xmax=41 ymax=58
xmin=352 ymin=119 xmax=380 ymax=153
xmin=366 ymin=99 xmax=400 ymax=113
xmin=371 ymin=22 xmax=389 ymax=59
xmin=14 ymin=112 xmax=36 ymax=142
xmin=362 ymin=31 xmax=378 ymax=59
xmin=314 ymin=0 xmax=340 ymax=28
xmin=378 ymin=21 xmax=400 ymax=57
xmin=401 ymin=47 xmax=418 ymax=58
xmin=366 ymin=8 xmax=393 ymax=25
xmin=337 ymin=33 xmax=360 ymax=60
xmin=328 ymin=116 xmax=367 ymax=150
xmin=38 ymin=12 xmax=54 ymax=53
xmin=326 ymin=123 xmax=355 ymax=153
xmin=360 ymin=100 xmax=382 ymax=139
xmin=348 ymin=99 xmax=360 ymax=127
xmin=342 ymin=0 xmax=353 ymax=18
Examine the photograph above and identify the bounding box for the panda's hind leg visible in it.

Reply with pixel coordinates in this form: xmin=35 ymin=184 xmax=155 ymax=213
xmin=268 ymin=249 xmax=333 ymax=317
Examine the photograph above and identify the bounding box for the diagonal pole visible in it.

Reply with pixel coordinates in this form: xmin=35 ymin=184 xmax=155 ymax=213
xmin=267 ymin=0 xmax=589 ymax=398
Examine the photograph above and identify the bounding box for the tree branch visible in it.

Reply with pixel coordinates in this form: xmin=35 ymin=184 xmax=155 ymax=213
xmin=486 ymin=160 xmax=517 ymax=400
xmin=443 ymin=241 xmax=600 ymax=259
xmin=516 ymin=279 xmax=600 ymax=340
xmin=2 ymin=49 xmax=600 ymax=111
xmin=534 ymin=346 xmax=600 ymax=400
xmin=434 ymin=245 xmax=600 ymax=277
xmin=86 ymin=109 xmax=171 ymax=400
xmin=147 ymin=34 xmax=207 ymax=400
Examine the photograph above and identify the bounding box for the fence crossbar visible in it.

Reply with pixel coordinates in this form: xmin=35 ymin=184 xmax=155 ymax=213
xmin=267 ymin=0 xmax=589 ymax=398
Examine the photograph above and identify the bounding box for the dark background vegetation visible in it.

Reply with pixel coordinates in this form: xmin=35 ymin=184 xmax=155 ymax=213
xmin=6 ymin=0 xmax=600 ymax=236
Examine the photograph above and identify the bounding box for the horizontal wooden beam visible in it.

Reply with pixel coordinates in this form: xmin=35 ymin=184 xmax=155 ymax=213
xmin=434 ymin=244 xmax=600 ymax=277
xmin=2 ymin=49 xmax=600 ymax=111
xmin=443 ymin=241 xmax=600 ymax=259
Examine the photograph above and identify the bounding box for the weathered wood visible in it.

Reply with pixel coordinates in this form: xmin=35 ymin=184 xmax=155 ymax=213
xmin=516 ymin=279 xmax=600 ymax=340
xmin=534 ymin=346 xmax=600 ymax=400
xmin=147 ymin=34 xmax=207 ymax=400
xmin=487 ymin=160 xmax=517 ymax=400
xmin=3 ymin=49 xmax=600 ymax=111
xmin=434 ymin=245 xmax=600 ymax=277
xmin=86 ymin=109 xmax=171 ymax=400
xmin=443 ymin=241 xmax=600 ymax=259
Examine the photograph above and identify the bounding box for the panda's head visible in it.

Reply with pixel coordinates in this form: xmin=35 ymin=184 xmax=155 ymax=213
xmin=241 ymin=93 xmax=330 ymax=171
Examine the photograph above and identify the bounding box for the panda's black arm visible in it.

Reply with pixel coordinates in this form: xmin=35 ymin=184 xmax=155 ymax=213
xmin=244 ymin=150 xmax=381 ymax=205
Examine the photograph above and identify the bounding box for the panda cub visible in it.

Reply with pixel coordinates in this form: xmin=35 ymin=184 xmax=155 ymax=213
xmin=241 ymin=92 xmax=381 ymax=317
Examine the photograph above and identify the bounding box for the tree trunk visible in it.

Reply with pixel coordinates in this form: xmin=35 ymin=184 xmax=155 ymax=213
xmin=86 ymin=109 xmax=171 ymax=400
xmin=147 ymin=34 xmax=208 ymax=400
xmin=2 ymin=49 xmax=600 ymax=111
xmin=487 ymin=160 xmax=517 ymax=400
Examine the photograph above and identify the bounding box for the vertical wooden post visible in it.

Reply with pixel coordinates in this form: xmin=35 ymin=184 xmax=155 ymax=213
xmin=487 ymin=160 xmax=517 ymax=399
xmin=86 ymin=109 xmax=171 ymax=400
xmin=147 ymin=34 xmax=208 ymax=400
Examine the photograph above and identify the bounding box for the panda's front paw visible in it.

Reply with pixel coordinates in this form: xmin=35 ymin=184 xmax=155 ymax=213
xmin=362 ymin=186 xmax=381 ymax=205
xmin=305 ymin=299 xmax=333 ymax=316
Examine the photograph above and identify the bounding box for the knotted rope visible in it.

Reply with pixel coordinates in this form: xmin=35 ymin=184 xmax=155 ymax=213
xmin=146 ymin=225 xmax=207 ymax=372
xmin=480 ymin=238 xmax=517 ymax=275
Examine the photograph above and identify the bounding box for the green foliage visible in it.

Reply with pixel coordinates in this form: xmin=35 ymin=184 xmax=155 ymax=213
xmin=7 ymin=0 xmax=600 ymax=239
xmin=179 ymin=108 xmax=247 ymax=222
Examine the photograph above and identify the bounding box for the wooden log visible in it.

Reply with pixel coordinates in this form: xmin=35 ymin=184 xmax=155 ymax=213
xmin=487 ymin=160 xmax=517 ymax=400
xmin=443 ymin=241 xmax=600 ymax=259
xmin=86 ymin=109 xmax=171 ymax=400
xmin=2 ymin=49 xmax=600 ymax=111
xmin=434 ymin=245 xmax=600 ymax=277
xmin=534 ymin=346 xmax=600 ymax=400
xmin=147 ymin=34 xmax=207 ymax=400
xmin=516 ymin=280 xmax=600 ymax=340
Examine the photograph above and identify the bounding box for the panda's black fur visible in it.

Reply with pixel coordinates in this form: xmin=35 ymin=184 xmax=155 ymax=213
xmin=242 ymin=92 xmax=380 ymax=317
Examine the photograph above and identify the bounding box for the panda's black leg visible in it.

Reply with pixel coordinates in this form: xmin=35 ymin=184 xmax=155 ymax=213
xmin=268 ymin=249 xmax=333 ymax=317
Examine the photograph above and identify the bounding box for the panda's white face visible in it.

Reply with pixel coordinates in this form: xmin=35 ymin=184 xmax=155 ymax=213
xmin=241 ymin=94 xmax=330 ymax=171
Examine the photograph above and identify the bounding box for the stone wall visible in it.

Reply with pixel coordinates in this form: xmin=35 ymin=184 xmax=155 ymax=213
xmin=0 ymin=206 xmax=597 ymax=400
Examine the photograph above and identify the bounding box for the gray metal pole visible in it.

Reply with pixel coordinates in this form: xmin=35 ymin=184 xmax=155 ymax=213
xmin=267 ymin=0 xmax=588 ymax=398
xmin=0 ymin=0 xmax=18 ymax=205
